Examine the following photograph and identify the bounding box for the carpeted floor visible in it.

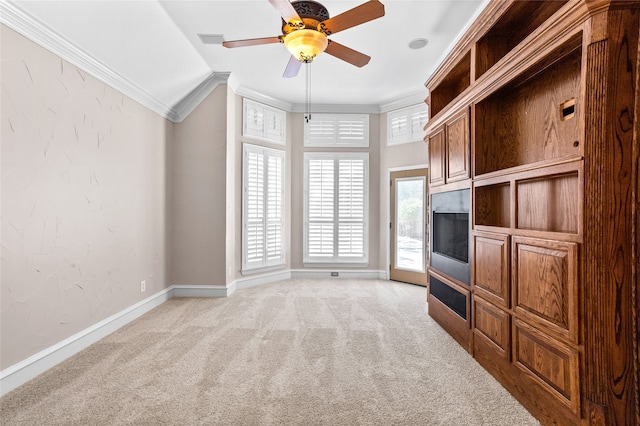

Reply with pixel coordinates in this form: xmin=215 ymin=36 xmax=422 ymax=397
xmin=1 ymin=279 xmax=540 ymax=425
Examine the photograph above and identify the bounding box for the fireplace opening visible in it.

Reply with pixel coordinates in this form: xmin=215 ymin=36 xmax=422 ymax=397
xmin=433 ymin=212 xmax=469 ymax=263
xmin=430 ymin=189 xmax=470 ymax=285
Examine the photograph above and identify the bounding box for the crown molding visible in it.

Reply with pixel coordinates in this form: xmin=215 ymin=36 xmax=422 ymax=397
xmin=0 ymin=0 xmax=228 ymax=123
xmin=1 ymin=0 xmax=458 ymax=122
xmin=233 ymin=82 xmax=428 ymax=115
xmin=379 ymin=91 xmax=429 ymax=113
xmin=231 ymin=80 xmax=295 ymax=112
xmin=291 ymin=102 xmax=381 ymax=114
xmin=171 ymin=71 xmax=231 ymax=123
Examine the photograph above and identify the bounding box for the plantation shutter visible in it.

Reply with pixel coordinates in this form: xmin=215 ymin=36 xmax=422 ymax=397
xmin=266 ymin=154 xmax=283 ymax=262
xmin=245 ymin=150 xmax=264 ymax=266
xmin=410 ymin=105 xmax=429 ymax=137
xmin=304 ymin=114 xmax=369 ymax=147
xmin=307 ymin=158 xmax=335 ymax=258
xmin=388 ymin=104 xmax=428 ymax=145
xmin=304 ymin=153 xmax=368 ymax=264
xmin=338 ymin=158 xmax=365 ymax=258
xmin=243 ymin=144 xmax=285 ymax=272
xmin=389 ymin=110 xmax=410 ymax=143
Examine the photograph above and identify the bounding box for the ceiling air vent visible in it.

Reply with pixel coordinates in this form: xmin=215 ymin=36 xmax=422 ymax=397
xmin=198 ymin=34 xmax=225 ymax=45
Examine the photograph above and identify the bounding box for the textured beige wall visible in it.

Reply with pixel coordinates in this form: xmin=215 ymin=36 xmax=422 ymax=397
xmin=170 ymin=85 xmax=227 ymax=286
xmin=1 ymin=25 xmax=173 ymax=369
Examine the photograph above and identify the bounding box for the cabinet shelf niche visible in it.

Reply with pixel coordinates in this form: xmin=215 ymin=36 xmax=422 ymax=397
xmin=475 ymin=0 xmax=568 ymax=79
xmin=430 ymin=51 xmax=471 ymax=118
xmin=475 ymin=183 xmax=511 ymax=228
xmin=517 ymin=170 xmax=580 ymax=234
xmin=474 ymin=37 xmax=582 ymax=177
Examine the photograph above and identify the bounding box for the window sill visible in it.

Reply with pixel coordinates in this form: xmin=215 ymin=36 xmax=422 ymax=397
xmin=303 ymin=262 xmax=369 ymax=268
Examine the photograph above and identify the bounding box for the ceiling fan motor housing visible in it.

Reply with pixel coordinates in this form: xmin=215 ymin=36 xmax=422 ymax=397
xmin=282 ymin=1 xmax=330 ymax=34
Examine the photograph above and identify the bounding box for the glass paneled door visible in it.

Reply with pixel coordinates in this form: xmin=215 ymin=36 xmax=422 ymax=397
xmin=390 ymin=169 xmax=428 ymax=286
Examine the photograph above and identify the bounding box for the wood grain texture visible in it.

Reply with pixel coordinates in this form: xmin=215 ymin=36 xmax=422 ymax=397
xmin=473 ymin=296 xmax=511 ymax=358
xmin=582 ymin=8 xmax=639 ymax=425
xmin=513 ymin=319 xmax=581 ymax=414
xmin=516 ymin=172 xmax=580 ymax=233
xmin=512 ymin=236 xmax=578 ymax=343
xmin=427 ymin=2 xmax=640 ymax=424
xmin=446 ymin=109 xmax=471 ymax=183
xmin=474 ymin=331 xmax=581 ymax=425
xmin=428 ymin=126 xmax=446 ymax=186
xmin=430 ymin=52 xmax=471 ymax=117
xmin=475 ymin=1 xmax=568 ymax=78
xmin=474 ymin=232 xmax=510 ymax=307
xmin=474 ymin=45 xmax=582 ymax=176
xmin=475 ymin=182 xmax=511 ymax=228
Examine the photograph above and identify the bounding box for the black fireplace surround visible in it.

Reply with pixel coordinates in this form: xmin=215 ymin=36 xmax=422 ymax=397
xmin=430 ymin=188 xmax=471 ymax=286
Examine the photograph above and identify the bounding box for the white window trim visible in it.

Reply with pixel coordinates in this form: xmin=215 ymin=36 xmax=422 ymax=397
xmin=304 ymin=113 xmax=369 ymax=147
xmin=242 ymin=143 xmax=286 ymax=273
xmin=303 ymin=152 xmax=369 ymax=266
xmin=243 ymin=98 xmax=286 ymax=145
xmin=387 ymin=104 xmax=428 ymax=146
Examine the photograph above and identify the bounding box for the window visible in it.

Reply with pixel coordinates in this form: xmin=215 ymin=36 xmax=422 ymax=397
xmin=243 ymin=99 xmax=286 ymax=145
xmin=388 ymin=104 xmax=428 ymax=145
xmin=304 ymin=114 xmax=369 ymax=147
xmin=304 ymin=153 xmax=368 ymax=265
xmin=242 ymin=144 xmax=285 ymax=272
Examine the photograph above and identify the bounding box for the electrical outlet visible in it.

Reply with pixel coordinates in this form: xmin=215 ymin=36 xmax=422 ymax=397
xmin=140 ymin=280 xmax=146 ymax=293
xmin=331 ymin=272 xmax=339 ymax=277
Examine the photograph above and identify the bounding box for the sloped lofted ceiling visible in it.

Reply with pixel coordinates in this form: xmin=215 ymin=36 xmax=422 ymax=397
xmin=2 ymin=0 xmax=487 ymax=119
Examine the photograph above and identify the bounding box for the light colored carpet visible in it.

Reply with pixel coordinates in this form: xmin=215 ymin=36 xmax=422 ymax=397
xmin=1 ymin=279 xmax=540 ymax=425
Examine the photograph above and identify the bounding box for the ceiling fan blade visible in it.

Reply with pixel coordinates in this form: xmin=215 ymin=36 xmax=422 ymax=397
xmin=320 ymin=0 xmax=385 ymax=35
xmin=283 ymin=56 xmax=302 ymax=78
xmin=222 ymin=36 xmax=282 ymax=48
xmin=268 ymin=0 xmax=302 ymax=23
xmin=325 ymin=41 xmax=371 ymax=67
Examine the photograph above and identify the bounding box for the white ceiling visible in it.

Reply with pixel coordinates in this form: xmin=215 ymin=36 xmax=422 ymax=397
xmin=5 ymin=0 xmax=488 ymax=114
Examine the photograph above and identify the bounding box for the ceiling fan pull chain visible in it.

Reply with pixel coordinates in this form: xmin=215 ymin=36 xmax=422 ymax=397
xmin=305 ymin=63 xmax=311 ymax=122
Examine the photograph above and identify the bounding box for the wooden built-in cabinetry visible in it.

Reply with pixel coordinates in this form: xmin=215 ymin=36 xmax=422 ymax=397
xmin=424 ymin=1 xmax=639 ymax=424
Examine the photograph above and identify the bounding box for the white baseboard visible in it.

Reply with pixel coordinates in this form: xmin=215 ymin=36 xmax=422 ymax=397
xmin=172 ymin=284 xmax=231 ymax=298
xmin=0 ymin=269 xmax=388 ymax=396
xmin=290 ymin=269 xmax=387 ymax=280
xmin=234 ymin=269 xmax=292 ymax=291
xmin=0 ymin=287 xmax=173 ymax=397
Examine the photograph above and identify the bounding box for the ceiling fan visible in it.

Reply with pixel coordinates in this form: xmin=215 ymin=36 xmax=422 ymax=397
xmin=222 ymin=0 xmax=385 ymax=78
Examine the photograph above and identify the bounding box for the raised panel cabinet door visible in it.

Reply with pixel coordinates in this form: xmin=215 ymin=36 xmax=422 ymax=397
xmin=513 ymin=319 xmax=580 ymax=415
xmin=446 ymin=109 xmax=471 ymax=183
xmin=473 ymin=296 xmax=511 ymax=359
xmin=428 ymin=126 xmax=446 ymax=186
xmin=473 ymin=231 xmax=510 ymax=308
xmin=512 ymin=236 xmax=578 ymax=343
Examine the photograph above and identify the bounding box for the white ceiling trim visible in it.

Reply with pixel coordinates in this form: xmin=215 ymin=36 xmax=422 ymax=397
xmin=172 ymin=71 xmax=231 ymax=123
xmin=0 ymin=1 xmax=229 ymax=123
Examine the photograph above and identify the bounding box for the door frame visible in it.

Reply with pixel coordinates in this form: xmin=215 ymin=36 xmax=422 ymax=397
xmin=387 ymin=165 xmax=429 ymax=285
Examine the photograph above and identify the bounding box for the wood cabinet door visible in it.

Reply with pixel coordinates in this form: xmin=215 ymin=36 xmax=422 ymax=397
xmin=512 ymin=236 xmax=578 ymax=343
xmin=428 ymin=126 xmax=446 ymax=186
xmin=474 ymin=231 xmax=510 ymax=308
xmin=446 ymin=109 xmax=471 ymax=182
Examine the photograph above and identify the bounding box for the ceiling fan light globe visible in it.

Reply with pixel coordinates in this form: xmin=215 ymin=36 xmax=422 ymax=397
xmin=284 ymin=29 xmax=328 ymax=63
